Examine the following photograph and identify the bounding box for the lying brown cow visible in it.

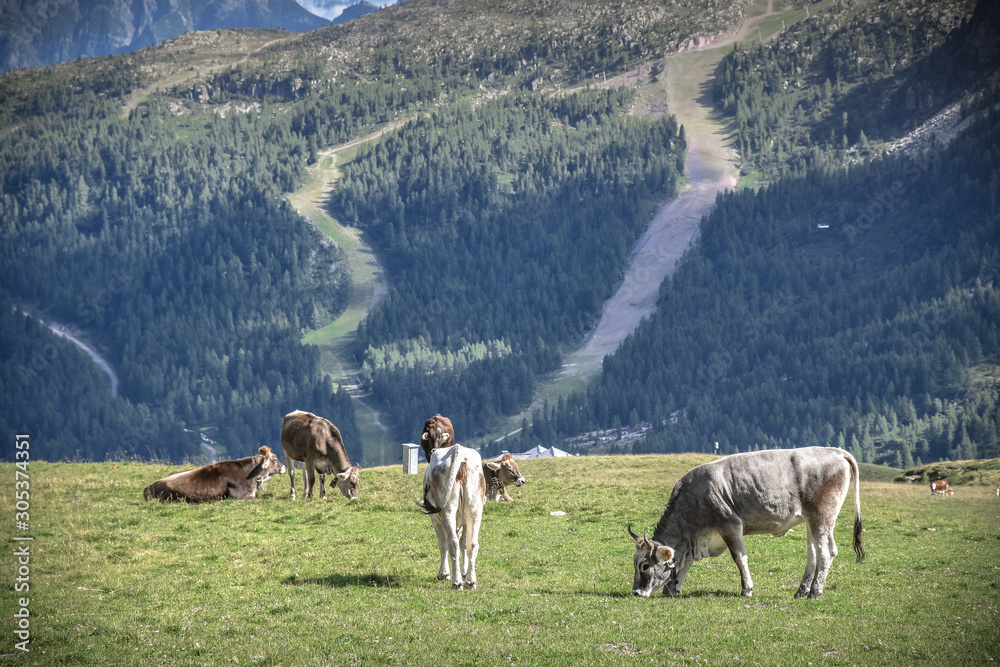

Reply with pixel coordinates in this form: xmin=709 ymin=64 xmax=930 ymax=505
xmin=280 ymin=410 xmax=359 ymax=500
xmin=420 ymin=414 xmax=455 ymax=463
xmin=143 ymin=446 xmax=285 ymax=503
xmin=483 ymin=453 xmax=526 ymax=502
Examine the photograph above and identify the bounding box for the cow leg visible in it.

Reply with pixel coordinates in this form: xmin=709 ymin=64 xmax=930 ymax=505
xmin=318 ymin=473 xmax=327 ymax=501
xmin=723 ymin=533 xmax=753 ymax=597
xmin=458 ymin=510 xmax=481 ymax=590
xmin=806 ymin=525 xmax=838 ymax=599
xmin=431 ymin=516 xmax=450 ymax=581
xmin=443 ymin=517 xmax=463 ymax=589
xmin=286 ymin=457 xmax=296 ymax=500
xmin=457 ymin=523 xmax=469 ymax=582
xmin=796 ymin=523 xmax=820 ymax=598
xmin=303 ymin=459 xmax=315 ymax=499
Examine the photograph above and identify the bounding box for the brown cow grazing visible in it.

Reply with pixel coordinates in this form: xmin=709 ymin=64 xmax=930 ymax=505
xmin=420 ymin=414 xmax=455 ymax=464
xmin=280 ymin=410 xmax=359 ymax=500
xmin=483 ymin=453 xmax=526 ymax=502
xmin=143 ymin=446 xmax=285 ymax=503
xmin=996 ymin=484 xmax=999 ymax=497
xmin=629 ymin=447 xmax=864 ymax=599
xmin=930 ymin=479 xmax=949 ymax=496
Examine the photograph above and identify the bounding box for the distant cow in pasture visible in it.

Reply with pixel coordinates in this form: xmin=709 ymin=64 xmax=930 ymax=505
xmin=943 ymin=488 xmax=955 ymax=497
xmin=483 ymin=452 xmax=526 ymax=502
xmin=996 ymin=484 xmax=999 ymax=497
xmin=628 ymin=447 xmax=864 ymax=600
xmin=143 ymin=446 xmax=286 ymax=503
xmin=930 ymin=480 xmax=950 ymax=496
xmin=280 ymin=410 xmax=360 ymax=501
xmin=420 ymin=414 xmax=455 ymax=464
xmin=420 ymin=444 xmax=490 ymax=590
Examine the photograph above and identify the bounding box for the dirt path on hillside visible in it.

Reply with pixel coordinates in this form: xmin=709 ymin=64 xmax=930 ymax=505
xmin=122 ymin=35 xmax=294 ymax=117
xmin=492 ymin=0 xmax=800 ymax=442
xmin=289 ymin=126 xmax=413 ymax=466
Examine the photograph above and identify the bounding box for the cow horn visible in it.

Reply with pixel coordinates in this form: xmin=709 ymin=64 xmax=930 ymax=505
xmin=627 ymin=525 xmax=641 ymax=541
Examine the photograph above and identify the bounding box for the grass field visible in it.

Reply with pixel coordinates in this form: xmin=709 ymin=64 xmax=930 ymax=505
xmin=3 ymin=454 xmax=998 ymax=665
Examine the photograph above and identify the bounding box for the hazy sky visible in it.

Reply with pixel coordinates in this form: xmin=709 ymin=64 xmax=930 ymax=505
xmin=298 ymin=0 xmax=401 ymax=21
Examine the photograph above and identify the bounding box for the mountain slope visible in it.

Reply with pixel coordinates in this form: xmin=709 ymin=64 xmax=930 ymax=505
xmin=0 ymin=0 xmax=327 ymax=74
xmin=1 ymin=0 xmax=995 ymax=467
xmin=333 ymin=0 xmax=378 ymax=24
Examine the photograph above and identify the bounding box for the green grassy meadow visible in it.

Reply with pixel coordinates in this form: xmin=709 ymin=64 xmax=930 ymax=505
xmin=2 ymin=455 xmax=998 ymax=665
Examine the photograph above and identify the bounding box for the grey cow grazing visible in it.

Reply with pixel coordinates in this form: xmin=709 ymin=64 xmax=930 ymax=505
xmin=280 ymin=410 xmax=360 ymax=501
xmin=629 ymin=447 xmax=864 ymax=599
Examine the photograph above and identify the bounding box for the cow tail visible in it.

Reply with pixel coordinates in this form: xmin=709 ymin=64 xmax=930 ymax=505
xmin=421 ymin=469 xmax=442 ymax=514
xmin=421 ymin=482 xmax=441 ymax=515
xmin=847 ymin=452 xmax=865 ymax=563
xmin=421 ymin=446 xmax=462 ymax=515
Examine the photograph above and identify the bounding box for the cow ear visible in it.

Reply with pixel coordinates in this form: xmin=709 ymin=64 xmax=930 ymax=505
xmin=486 ymin=461 xmax=501 ymax=471
xmin=335 ymin=470 xmax=350 ymax=481
xmin=246 ymin=460 xmax=266 ymax=480
xmin=655 ymin=545 xmax=675 ymax=565
xmin=421 ymin=432 xmax=429 ymax=441
xmin=441 ymin=432 xmax=450 ymax=443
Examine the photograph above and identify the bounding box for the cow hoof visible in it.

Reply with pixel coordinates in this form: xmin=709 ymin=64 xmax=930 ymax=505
xmin=452 ymin=583 xmax=464 ymax=590
xmin=742 ymin=589 xmax=753 ymax=597
xmin=437 ymin=573 xmax=449 ymax=581
xmin=290 ymin=493 xmax=296 ymax=500
xmin=466 ymin=582 xmax=477 ymax=590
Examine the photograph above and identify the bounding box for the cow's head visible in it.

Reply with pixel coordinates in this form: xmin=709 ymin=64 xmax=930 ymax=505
xmin=334 ymin=465 xmax=360 ymax=500
xmin=487 ymin=453 xmax=526 ymax=488
xmin=628 ymin=525 xmax=681 ymax=598
xmin=248 ymin=446 xmax=287 ymax=482
xmin=421 ymin=415 xmax=453 ymax=450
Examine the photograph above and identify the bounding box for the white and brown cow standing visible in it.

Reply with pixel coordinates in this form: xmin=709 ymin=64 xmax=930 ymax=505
xmin=483 ymin=452 xmax=526 ymax=502
xmin=996 ymin=483 xmax=999 ymax=498
xmin=143 ymin=446 xmax=286 ymax=503
xmin=629 ymin=447 xmax=864 ymax=599
xmin=280 ymin=410 xmax=359 ymax=501
xmin=930 ymin=479 xmax=950 ymax=496
xmin=420 ymin=444 xmax=497 ymax=590
xmin=420 ymin=414 xmax=455 ymax=464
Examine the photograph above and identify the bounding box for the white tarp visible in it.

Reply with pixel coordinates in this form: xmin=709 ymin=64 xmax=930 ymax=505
xmin=510 ymin=445 xmax=571 ymax=460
